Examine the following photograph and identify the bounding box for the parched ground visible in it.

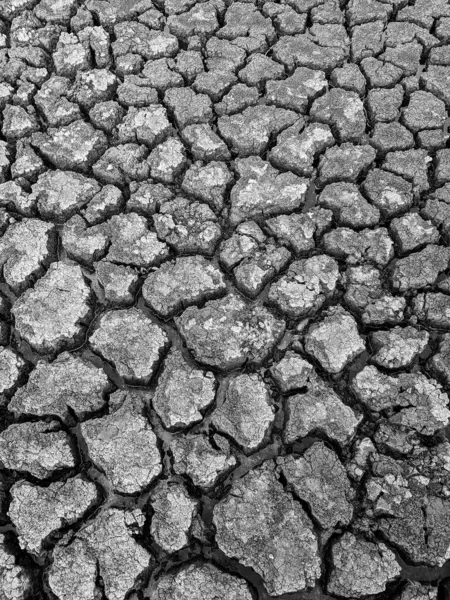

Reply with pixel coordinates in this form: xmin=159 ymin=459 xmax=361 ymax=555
xmin=1 ymin=0 xmax=450 ymax=599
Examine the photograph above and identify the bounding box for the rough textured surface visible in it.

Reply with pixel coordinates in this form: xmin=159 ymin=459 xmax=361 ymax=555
xmin=269 ymin=122 xmax=334 ymax=176
xmin=29 ymin=170 xmax=100 ymax=221
xmin=150 ymin=481 xmax=197 ymax=553
xmin=95 ymin=261 xmax=139 ymax=305
xmin=2 ymin=3 xmax=450 ymax=598
xmin=304 ymin=307 xmax=366 ymax=373
xmin=318 ymin=182 xmax=380 ymax=228
xmin=0 ymin=219 xmax=54 ymax=293
xmin=153 ymin=563 xmax=253 ymax=599
xmin=284 ymin=375 xmax=361 ymax=445
xmin=31 ymin=121 xmax=107 ymax=172
xmin=278 ymin=443 xmax=354 ymax=529
xmin=89 ymin=309 xmax=170 ymax=384
xmin=271 ymin=351 xmax=316 ymax=393
xmin=214 ymin=461 xmax=321 ymax=596
xmin=142 ymin=255 xmax=226 ymax=318
xmin=398 ymin=582 xmax=438 ymax=600
xmin=229 ymin=156 xmax=308 ymax=225
xmin=12 ymin=261 xmax=92 ymax=353
xmin=344 ymin=264 xmax=406 ymax=326
xmin=0 ymin=533 xmax=33 ymax=600
xmin=9 ymin=352 xmax=109 ymax=421
xmin=48 ymin=508 xmax=150 ymax=600
xmin=104 ymin=213 xmax=169 ymax=268
xmin=212 ymin=373 xmax=274 ymax=453
xmin=363 ymin=443 xmax=450 ymax=565
xmin=9 ymin=476 xmax=98 ymax=556
xmin=217 ymin=106 xmax=297 ymax=157
xmin=153 ymin=197 xmax=221 ymax=255
xmin=268 ymin=255 xmax=339 ymax=318
xmin=80 ymin=391 xmax=161 ymax=494
xmin=176 ymin=294 xmax=285 ymax=371
xmin=370 ymin=326 xmax=429 ymax=369
xmin=0 ymin=348 xmax=25 ymax=400
xmin=391 ymin=245 xmax=450 ymax=292
xmin=352 ymin=366 xmax=450 ymax=436
xmin=0 ymin=420 xmax=75 ymax=479
xmin=170 ymin=434 xmax=236 ymax=489
xmin=152 ymin=349 xmax=216 ymax=430
xmin=327 ymin=533 xmax=401 ymax=597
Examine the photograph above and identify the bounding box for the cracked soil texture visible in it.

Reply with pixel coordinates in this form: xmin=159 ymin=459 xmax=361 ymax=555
xmin=1 ymin=0 xmax=450 ymax=599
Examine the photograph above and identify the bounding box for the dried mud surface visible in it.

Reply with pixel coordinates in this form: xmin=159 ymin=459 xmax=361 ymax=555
xmin=1 ymin=0 xmax=450 ymax=599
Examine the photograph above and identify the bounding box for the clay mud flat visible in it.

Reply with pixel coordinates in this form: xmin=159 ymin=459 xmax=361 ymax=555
xmin=1 ymin=0 xmax=450 ymax=598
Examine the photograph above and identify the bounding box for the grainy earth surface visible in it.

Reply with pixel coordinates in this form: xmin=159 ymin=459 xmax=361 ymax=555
xmin=1 ymin=0 xmax=450 ymax=599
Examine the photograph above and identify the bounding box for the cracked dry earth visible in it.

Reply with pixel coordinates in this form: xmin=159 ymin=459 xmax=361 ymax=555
xmin=2 ymin=1 xmax=450 ymax=600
